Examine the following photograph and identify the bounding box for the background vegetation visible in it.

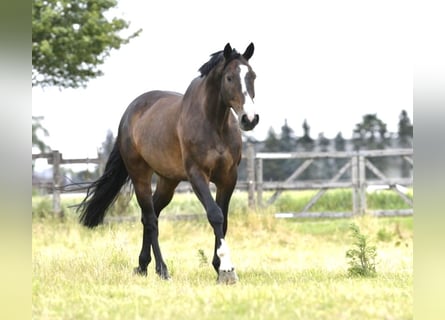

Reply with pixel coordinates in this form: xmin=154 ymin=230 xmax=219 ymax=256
xmin=32 ymin=0 xmax=141 ymax=88
xmin=32 ymin=188 xmax=414 ymax=219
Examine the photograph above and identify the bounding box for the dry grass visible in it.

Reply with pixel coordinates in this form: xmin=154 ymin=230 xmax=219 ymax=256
xmin=32 ymin=208 xmax=412 ymax=319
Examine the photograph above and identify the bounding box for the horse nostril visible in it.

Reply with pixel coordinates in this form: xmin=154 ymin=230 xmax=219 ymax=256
xmin=241 ymin=113 xmax=259 ymax=124
xmin=241 ymin=114 xmax=249 ymax=125
xmin=240 ymin=113 xmax=259 ymax=130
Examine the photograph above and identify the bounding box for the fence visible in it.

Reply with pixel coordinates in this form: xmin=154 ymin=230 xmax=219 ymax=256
xmin=243 ymin=145 xmax=413 ymax=218
xmin=32 ymin=150 xmax=103 ymax=217
xmin=33 ymin=147 xmax=413 ymax=218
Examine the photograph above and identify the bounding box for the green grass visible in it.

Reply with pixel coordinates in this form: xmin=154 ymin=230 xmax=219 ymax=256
xmin=32 ymin=188 xmax=413 ymax=220
xmin=32 ymin=196 xmax=413 ymax=319
xmin=271 ymin=189 xmax=413 ymax=213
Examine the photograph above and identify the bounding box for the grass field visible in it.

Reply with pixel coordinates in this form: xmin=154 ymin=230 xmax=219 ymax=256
xmin=32 ymin=191 xmax=413 ymax=319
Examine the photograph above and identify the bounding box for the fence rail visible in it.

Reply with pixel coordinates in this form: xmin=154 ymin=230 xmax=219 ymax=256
xmin=33 ymin=150 xmax=103 ymax=216
xmin=243 ymin=145 xmax=413 ymax=218
xmin=33 ymin=147 xmax=413 ymax=218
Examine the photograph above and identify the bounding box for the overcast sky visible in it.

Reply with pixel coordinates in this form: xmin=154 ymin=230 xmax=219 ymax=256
xmin=32 ymin=0 xmax=412 ymax=160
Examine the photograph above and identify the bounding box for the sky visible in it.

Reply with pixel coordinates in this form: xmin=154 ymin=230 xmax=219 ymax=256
xmin=32 ymin=0 xmax=412 ymax=160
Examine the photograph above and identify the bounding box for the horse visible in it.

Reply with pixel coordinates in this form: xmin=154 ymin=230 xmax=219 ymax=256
xmin=78 ymin=43 xmax=258 ymax=284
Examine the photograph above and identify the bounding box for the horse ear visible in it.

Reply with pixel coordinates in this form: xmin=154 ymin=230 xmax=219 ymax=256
xmin=242 ymin=42 xmax=254 ymax=60
xmin=223 ymin=43 xmax=232 ymax=59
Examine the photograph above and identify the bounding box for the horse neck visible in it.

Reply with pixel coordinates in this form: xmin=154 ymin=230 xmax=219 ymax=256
xmin=202 ymin=76 xmax=231 ymax=133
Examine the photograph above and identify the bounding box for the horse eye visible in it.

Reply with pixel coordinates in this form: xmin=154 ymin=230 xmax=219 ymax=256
xmin=226 ymin=75 xmax=232 ymax=82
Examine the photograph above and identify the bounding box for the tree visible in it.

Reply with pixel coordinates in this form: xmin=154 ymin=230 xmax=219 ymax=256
xmin=352 ymin=114 xmax=389 ymax=151
xmin=261 ymin=127 xmax=283 ymax=181
xmin=277 ymin=120 xmax=298 ymax=179
xmin=32 ymin=116 xmax=51 ymax=153
xmin=32 ymin=0 xmax=141 ymax=88
xmin=95 ymin=129 xmax=116 ymax=176
xmin=352 ymin=114 xmax=390 ymax=179
xmin=279 ymin=119 xmax=296 ymax=151
xmin=317 ymin=133 xmax=330 ymax=152
xmin=334 ymin=132 xmax=350 ymax=180
xmin=98 ymin=129 xmax=115 ymax=160
xmin=296 ymin=120 xmax=315 ymax=180
xmin=397 ymin=110 xmax=413 ymax=178
xmin=398 ymin=110 xmax=413 ymax=148
xmin=263 ymin=127 xmax=280 ymax=152
xmin=334 ymin=132 xmax=346 ymax=152
xmin=316 ymin=133 xmax=333 ymax=179
xmin=297 ymin=119 xmax=315 ymax=151
xmin=32 ymin=116 xmax=51 ymax=176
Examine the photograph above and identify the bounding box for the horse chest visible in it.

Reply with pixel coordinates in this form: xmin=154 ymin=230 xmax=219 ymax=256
xmin=204 ymin=143 xmax=238 ymax=172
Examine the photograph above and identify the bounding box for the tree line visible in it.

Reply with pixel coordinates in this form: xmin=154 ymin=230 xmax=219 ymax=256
xmin=33 ymin=110 xmax=412 ymax=186
xmin=238 ymin=110 xmax=413 ymax=182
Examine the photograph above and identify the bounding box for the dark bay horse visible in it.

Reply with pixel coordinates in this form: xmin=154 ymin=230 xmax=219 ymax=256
xmin=78 ymin=43 xmax=258 ymax=284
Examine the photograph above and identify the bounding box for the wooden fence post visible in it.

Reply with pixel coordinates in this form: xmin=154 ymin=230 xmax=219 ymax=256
xmin=358 ymin=155 xmax=367 ymax=214
xmin=351 ymin=154 xmax=359 ymax=215
xmin=98 ymin=152 xmax=106 ymax=175
xmin=246 ymin=143 xmax=256 ymax=208
xmin=52 ymin=150 xmax=63 ymax=218
xmin=256 ymin=158 xmax=263 ymax=207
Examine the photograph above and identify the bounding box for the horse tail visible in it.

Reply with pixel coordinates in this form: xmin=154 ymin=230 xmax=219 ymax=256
xmin=78 ymin=141 xmax=130 ymax=228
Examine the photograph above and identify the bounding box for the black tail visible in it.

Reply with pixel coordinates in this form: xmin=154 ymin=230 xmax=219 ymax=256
xmin=78 ymin=142 xmax=130 ymax=228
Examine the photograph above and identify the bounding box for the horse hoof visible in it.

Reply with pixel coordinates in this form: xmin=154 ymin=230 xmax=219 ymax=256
xmin=156 ymin=265 xmax=171 ymax=280
xmin=157 ymin=271 xmax=171 ymax=281
xmin=217 ymin=269 xmax=238 ymax=285
xmin=133 ymin=266 xmax=147 ymax=276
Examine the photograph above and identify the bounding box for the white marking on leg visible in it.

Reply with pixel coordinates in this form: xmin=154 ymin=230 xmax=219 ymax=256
xmin=217 ymin=239 xmax=234 ymax=271
xmin=239 ymin=65 xmax=256 ymax=121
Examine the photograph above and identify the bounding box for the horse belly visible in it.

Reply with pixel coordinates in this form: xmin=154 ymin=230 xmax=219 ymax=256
xmin=139 ymin=131 xmax=187 ymax=180
xmin=132 ymin=95 xmax=187 ymax=180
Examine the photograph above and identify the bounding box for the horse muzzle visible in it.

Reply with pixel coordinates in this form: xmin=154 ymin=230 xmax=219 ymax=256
xmin=230 ymin=102 xmax=259 ymax=131
xmin=239 ymin=112 xmax=259 ymax=131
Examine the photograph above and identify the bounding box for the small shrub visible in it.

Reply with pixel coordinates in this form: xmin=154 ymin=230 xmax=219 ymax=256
xmin=197 ymin=249 xmax=208 ymax=267
xmin=377 ymin=228 xmax=393 ymax=242
xmin=346 ymin=223 xmax=377 ymax=277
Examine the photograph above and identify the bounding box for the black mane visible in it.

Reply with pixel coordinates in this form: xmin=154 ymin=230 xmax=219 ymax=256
xmin=198 ymin=49 xmax=241 ymax=77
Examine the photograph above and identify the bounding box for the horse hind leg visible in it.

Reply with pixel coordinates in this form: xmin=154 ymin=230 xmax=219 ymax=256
xmin=152 ymin=177 xmax=179 ymax=217
xmin=150 ymin=176 xmax=179 ymax=278
xmin=132 ymin=178 xmax=153 ymax=276
xmin=131 ymin=173 xmax=170 ymax=279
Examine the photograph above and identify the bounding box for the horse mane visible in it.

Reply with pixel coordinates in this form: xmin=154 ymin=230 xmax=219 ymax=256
xmin=198 ymin=49 xmax=241 ymax=77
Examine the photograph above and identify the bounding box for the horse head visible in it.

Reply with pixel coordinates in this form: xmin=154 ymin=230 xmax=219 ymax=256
xmin=220 ymin=43 xmax=259 ymax=131
xmin=199 ymin=43 xmax=259 ymax=131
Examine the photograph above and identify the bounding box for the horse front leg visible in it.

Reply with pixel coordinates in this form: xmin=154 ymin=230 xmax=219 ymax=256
xmin=188 ymin=167 xmax=238 ymax=284
xmin=213 ymin=176 xmax=238 ymax=284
